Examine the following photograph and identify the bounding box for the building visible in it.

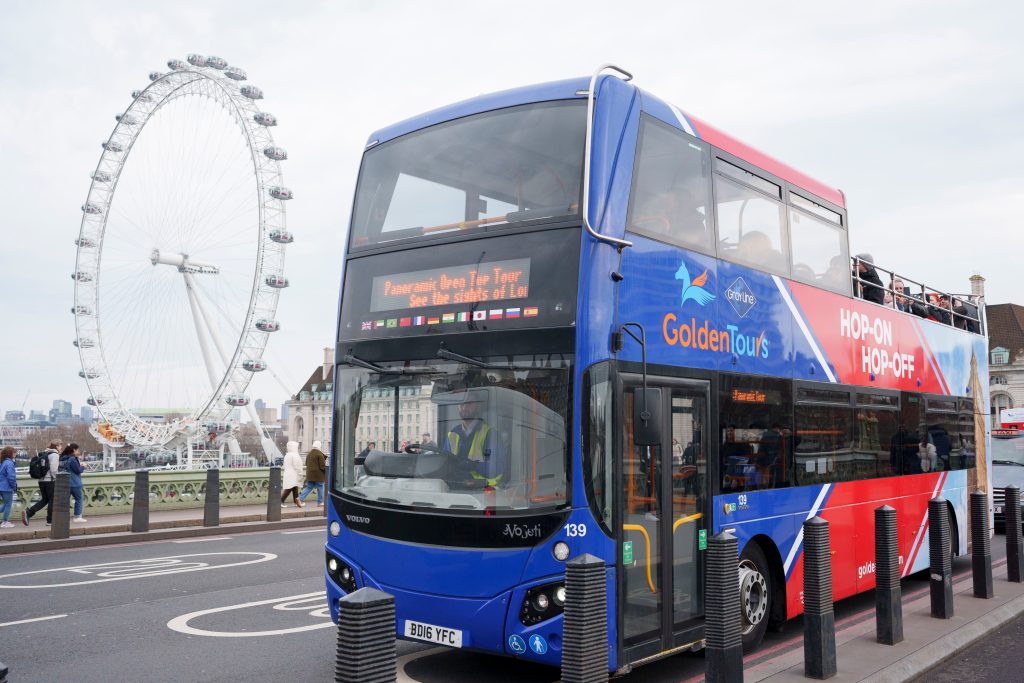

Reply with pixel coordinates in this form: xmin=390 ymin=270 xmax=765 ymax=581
xmin=4 ymin=411 xmax=25 ymax=422
xmin=987 ymin=300 xmax=1024 ymax=424
xmin=254 ymin=398 xmax=278 ymax=425
xmin=285 ymin=347 xmax=335 ymax=454
xmin=80 ymin=406 xmax=94 ymax=422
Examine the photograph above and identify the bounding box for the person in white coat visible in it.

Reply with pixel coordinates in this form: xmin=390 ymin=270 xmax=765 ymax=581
xmin=281 ymin=440 xmax=304 ymax=507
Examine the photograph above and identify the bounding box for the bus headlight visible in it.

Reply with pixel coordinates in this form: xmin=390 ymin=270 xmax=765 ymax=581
xmin=328 ymin=557 xmax=338 ymax=573
xmin=325 ymin=551 xmax=357 ymax=593
xmin=520 ymin=582 xmax=565 ymax=625
xmin=552 ymin=541 xmax=570 ymax=561
xmin=329 ymin=521 xmax=341 ymax=537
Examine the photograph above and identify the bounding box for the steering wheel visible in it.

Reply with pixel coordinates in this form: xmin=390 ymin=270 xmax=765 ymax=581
xmin=406 ymin=443 xmax=488 ymax=488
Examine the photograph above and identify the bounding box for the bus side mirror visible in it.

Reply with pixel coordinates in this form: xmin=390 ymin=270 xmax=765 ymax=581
xmin=633 ymin=387 xmax=663 ymax=446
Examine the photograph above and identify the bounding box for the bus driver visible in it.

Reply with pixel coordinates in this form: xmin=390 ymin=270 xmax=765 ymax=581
xmin=444 ymin=390 xmax=503 ymax=486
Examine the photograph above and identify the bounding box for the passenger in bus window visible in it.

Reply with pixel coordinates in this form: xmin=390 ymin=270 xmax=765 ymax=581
xmin=738 ymin=231 xmax=785 ymax=272
xmin=853 ymin=253 xmax=885 ymax=304
xmin=635 ymin=181 xmax=708 ymax=248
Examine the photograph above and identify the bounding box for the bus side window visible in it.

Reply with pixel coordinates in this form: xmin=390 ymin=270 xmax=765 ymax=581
xmin=794 ymin=387 xmax=853 ymax=485
xmin=582 ymin=364 xmax=614 ymax=534
xmin=719 ymin=374 xmax=792 ymax=492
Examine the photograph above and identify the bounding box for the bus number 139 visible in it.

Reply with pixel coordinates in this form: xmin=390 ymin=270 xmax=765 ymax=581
xmin=564 ymin=523 xmax=587 ymax=537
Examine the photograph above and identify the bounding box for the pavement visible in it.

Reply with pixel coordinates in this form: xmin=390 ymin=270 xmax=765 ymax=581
xmin=0 ymin=502 xmax=325 ymax=554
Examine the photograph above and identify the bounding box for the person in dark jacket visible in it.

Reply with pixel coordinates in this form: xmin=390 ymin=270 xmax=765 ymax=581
xmin=23 ymin=441 xmax=61 ymax=526
xmin=298 ymin=440 xmax=327 ymax=505
xmin=892 ymin=278 xmax=928 ymax=318
xmin=854 ymin=253 xmax=885 ymax=305
xmin=952 ymin=297 xmax=980 ymax=333
xmin=928 ymin=294 xmax=952 ymax=325
xmin=59 ymin=443 xmax=87 ymax=522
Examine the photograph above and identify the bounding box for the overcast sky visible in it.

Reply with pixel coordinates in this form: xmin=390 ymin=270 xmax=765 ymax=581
xmin=1 ymin=0 xmax=1021 ymax=418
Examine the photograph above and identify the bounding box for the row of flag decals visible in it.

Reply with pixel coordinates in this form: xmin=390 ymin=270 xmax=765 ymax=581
xmin=360 ymin=306 xmax=538 ymax=331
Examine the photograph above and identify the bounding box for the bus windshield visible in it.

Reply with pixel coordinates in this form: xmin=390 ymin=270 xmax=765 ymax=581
xmin=350 ymin=100 xmax=585 ymax=248
xmin=335 ymin=355 xmax=571 ymax=513
xmin=992 ymin=433 xmax=1024 ymax=466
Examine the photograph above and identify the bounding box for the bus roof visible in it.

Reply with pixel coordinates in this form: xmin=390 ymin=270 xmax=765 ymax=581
xmin=366 ymin=75 xmax=845 ymax=209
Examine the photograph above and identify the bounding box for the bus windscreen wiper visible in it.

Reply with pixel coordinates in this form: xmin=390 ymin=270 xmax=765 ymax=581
xmin=436 ymin=344 xmax=533 ymax=370
xmin=341 ymin=354 xmax=429 ymax=375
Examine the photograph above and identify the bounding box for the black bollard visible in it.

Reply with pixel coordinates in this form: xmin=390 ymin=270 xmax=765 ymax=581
xmin=49 ymin=472 xmax=71 ymax=540
xmin=874 ymin=505 xmax=903 ymax=645
xmin=335 ymin=587 xmax=396 ymax=683
xmin=803 ymin=516 xmax=836 ymax=679
xmin=970 ymin=491 xmax=993 ymax=598
xmin=561 ymin=554 xmax=608 ymax=683
xmin=928 ymin=498 xmax=954 ymax=618
xmin=0 ymin=658 xmax=7 ymax=682
xmin=131 ymin=469 xmax=149 ymax=533
xmin=203 ymin=468 xmax=220 ymax=527
xmin=705 ymin=531 xmax=743 ymax=683
xmin=266 ymin=466 xmax=282 ymax=522
xmin=1006 ymin=485 xmax=1023 ymax=583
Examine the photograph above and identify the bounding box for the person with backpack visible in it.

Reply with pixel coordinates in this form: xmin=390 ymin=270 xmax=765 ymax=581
xmin=23 ymin=441 xmax=61 ymax=526
xmin=59 ymin=443 xmax=87 ymax=523
xmin=0 ymin=446 xmax=17 ymax=527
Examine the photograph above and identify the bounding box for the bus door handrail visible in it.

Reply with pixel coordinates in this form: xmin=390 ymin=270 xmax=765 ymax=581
xmin=582 ymin=64 xmax=634 ymax=253
xmin=623 ymin=513 xmax=705 ymax=595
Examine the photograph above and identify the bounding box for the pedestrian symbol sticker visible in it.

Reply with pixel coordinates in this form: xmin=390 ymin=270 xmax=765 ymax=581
xmin=698 ymin=529 xmax=707 ymax=551
xmin=623 ymin=540 xmax=633 ymax=564
xmin=508 ymin=634 xmax=526 ymax=654
xmin=529 ymin=633 xmax=548 ymax=655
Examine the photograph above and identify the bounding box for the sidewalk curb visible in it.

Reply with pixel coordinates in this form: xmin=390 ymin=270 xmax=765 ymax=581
xmin=864 ymin=591 xmax=1024 ymax=682
xmin=0 ymin=515 xmax=325 ymax=555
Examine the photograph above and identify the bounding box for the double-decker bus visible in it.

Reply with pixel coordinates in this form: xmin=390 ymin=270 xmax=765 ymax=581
xmin=325 ymin=66 xmax=990 ymax=672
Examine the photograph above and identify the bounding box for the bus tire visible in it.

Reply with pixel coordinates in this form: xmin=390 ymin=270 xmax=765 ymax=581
xmin=949 ymin=504 xmax=959 ymax=563
xmin=738 ymin=541 xmax=771 ymax=652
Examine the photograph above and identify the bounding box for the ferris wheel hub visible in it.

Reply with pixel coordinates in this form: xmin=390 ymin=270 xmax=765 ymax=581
xmin=150 ymin=249 xmax=220 ymax=274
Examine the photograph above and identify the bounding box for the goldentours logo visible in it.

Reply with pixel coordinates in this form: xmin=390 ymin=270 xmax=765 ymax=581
xmin=662 ymin=260 xmax=769 ymax=360
xmin=725 ymin=277 xmax=757 ymax=318
xmin=675 ymin=261 xmax=716 ymax=307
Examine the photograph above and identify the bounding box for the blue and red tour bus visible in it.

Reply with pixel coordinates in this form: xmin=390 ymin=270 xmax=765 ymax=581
xmin=325 ymin=66 xmax=989 ymax=672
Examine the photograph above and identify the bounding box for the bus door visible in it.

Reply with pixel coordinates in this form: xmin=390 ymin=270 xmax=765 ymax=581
xmin=620 ymin=376 xmax=709 ymax=661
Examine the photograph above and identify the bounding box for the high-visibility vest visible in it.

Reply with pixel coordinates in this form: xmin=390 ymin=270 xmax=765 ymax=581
xmin=448 ymin=423 xmax=491 ymax=462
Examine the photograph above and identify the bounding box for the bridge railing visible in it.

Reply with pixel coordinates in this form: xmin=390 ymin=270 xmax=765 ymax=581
xmin=11 ymin=468 xmax=277 ymax=516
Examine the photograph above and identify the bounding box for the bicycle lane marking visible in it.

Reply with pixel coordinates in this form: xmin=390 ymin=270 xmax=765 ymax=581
xmin=0 ymin=552 xmax=277 ymax=589
xmin=166 ymin=591 xmax=333 ymax=637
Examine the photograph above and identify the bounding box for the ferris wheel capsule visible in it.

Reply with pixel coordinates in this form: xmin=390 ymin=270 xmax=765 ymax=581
xmin=263 ymin=146 xmax=287 ymax=161
xmin=269 ymin=229 xmax=294 ymax=244
xmin=79 ymin=368 xmax=101 ymax=379
xmin=116 ymin=113 xmax=139 ymax=125
xmin=255 ymin=319 xmax=280 ymax=332
xmin=72 ymin=271 xmax=93 ymax=282
xmin=203 ymin=420 xmax=231 ymax=434
xmin=240 ymin=85 xmax=264 ymax=100
xmin=71 ymin=305 xmax=93 ymax=316
xmin=148 ymin=71 xmax=164 ymax=82
xmin=242 ymin=359 xmax=268 ymax=372
xmin=224 ymin=66 xmax=247 ymax=81
xmin=167 ymin=59 xmax=188 ymax=71
xmin=86 ymin=397 xmax=105 ymax=406
xmin=75 ymin=237 xmax=97 ymax=248
xmin=204 ymin=56 xmax=228 ymax=70
xmin=102 ymin=141 xmax=124 ymax=153
xmin=73 ymin=337 xmax=96 ymax=347
xmin=254 ymin=112 xmax=277 ymax=127
xmin=224 ymin=393 xmax=250 ymax=407
xmin=91 ymin=170 xmax=113 ymax=183
xmin=131 ymin=90 xmax=152 ymax=102
xmin=265 ymin=274 xmax=289 ymax=288
xmin=269 ymin=186 xmax=293 ymax=200
xmin=82 ymin=202 xmax=104 ymax=214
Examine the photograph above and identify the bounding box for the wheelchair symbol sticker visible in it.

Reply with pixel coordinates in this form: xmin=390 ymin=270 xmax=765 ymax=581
xmin=529 ymin=634 xmax=548 ymax=655
xmin=508 ymin=634 xmax=526 ymax=654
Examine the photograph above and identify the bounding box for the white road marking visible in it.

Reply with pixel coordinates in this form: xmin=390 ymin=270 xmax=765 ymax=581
xmin=0 ymin=552 xmax=277 ymax=589
xmin=280 ymin=529 xmax=322 ymax=535
xmin=0 ymin=614 xmax=68 ymax=627
xmin=172 ymin=537 xmax=232 ymax=543
xmin=166 ymin=591 xmax=333 ymax=637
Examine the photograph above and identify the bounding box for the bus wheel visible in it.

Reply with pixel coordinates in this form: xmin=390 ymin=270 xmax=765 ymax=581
xmin=738 ymin=542 xmax=771 ymax=652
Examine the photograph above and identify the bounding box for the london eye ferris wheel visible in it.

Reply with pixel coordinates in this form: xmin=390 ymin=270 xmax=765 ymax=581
xmin=72 ymin=54 xmax=294 ymax=458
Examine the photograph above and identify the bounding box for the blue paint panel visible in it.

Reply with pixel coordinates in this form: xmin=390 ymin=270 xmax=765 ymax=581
xmin=589 ymin=76 xmax=640 ymax=239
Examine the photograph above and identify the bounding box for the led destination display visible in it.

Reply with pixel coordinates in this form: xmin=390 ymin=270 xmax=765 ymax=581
xmin=370 ymin=258 xmax=531 ymax=312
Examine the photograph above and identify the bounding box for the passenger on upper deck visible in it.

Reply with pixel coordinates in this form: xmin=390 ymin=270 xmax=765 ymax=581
xmin=634 ymin=177 xmax=709 ymax=247
xmin=854 ymin=253 xmax=885 ymax=305
xmin=928 ymin=294 xmax=952 ymax=325
xmin=953 ymin=297 xmax=981 ymax=333
xmin=892 ymin=278 xmax=928 ymax=318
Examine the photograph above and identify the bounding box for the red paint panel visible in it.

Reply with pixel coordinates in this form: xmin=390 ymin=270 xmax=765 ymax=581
xmin=688 ymin=114 xmax=845 ymax=208
xmin=788 ymin=282 xmax=947 ymax=394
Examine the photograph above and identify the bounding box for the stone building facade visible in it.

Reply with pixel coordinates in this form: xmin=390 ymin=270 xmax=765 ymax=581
xmin=285 ymin=347 xmax=335 ymax=455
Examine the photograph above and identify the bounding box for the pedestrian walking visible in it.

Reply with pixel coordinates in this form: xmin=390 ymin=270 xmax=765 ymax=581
xmin=298 ymin=440 xmax=327 ymax=506
xmin=281 ymin=440 xmax=304 ymax=507
xmin=58 ymin=443 xmax=87 ymax=522
xmin=23 ymin=441 xmax=61 ymax=526
xmin=0 ymin=446 xmax=18 ymax=528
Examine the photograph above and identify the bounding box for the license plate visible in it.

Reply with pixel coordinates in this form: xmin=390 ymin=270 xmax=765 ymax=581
xmin=404 ymin=619 xmax=463 ymax=648
xmin=995 ymin=505 xmax=1003 ymax=514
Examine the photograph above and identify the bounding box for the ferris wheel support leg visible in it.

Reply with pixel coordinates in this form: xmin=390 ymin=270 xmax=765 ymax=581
xmin=244 ymin=402 xmax=283 ymax=464
xmin=183 ymin=273 xmax=223 ymax=391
